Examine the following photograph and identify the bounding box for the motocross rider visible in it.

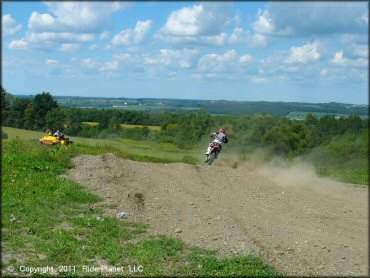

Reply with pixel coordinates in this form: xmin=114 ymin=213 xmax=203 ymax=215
xmin=205 ymin=128 xmax=228 ymax=156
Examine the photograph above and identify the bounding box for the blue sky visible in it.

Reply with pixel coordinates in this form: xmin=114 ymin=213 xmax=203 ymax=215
xmin=2 ymin=1 xmax=369 ymax=104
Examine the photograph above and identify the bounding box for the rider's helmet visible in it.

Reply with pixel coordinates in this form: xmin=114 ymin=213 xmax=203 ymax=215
xmin=219 ymin=128 xmax=226 ymax=134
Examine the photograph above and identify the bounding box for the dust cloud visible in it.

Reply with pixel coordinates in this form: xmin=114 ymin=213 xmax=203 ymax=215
xmin=246 ymin=157 xmax=360 ymax=198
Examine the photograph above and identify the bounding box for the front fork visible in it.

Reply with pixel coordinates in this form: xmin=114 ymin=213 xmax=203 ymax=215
xmin=205 ymin=145 xmax=212 ymax=155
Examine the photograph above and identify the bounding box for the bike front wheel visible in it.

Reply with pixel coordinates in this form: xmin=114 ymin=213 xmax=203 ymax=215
xmin=206 ymin=152 xmax=216 ymax=165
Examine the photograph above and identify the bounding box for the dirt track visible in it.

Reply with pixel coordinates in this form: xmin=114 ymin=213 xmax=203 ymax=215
xmin=65 ymin=153 xmax=368 ymax=276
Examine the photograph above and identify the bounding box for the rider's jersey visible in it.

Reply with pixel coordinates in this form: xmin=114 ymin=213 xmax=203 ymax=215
xmin=211 ymin=132 xmax=228 ymax=145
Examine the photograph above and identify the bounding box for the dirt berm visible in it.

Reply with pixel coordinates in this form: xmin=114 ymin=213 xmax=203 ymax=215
xmin=65 ymin=153 xmax=368 ymax=276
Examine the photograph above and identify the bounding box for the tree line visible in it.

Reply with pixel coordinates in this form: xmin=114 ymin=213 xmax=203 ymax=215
xmin=2 ymin=88 xmax=368 ymax=159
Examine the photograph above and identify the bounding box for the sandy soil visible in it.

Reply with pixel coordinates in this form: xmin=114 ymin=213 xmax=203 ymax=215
xmin=65 ymin=153 xmax=368 ymax=276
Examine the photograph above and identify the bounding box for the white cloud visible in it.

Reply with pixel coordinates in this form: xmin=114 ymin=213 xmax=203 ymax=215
xmin=331 ymin=50 xmax=346 ymax=66
xmin=134 ymin=20 xmax=153 ymax=43
xmin=229 ymin=27 xmax=270 ymax=48
xmin=89 ymin=44 xmax=99 ymax=50
xmin=259 ymin=49 xmax=324 ymax=81
xmin=31 ymin=2 xmax=128 ymax=33
xmin=100 ymin=31 xmax=111 ymax=40
xmin=250 ymin=76 xmax=267 ymax=84
xmin=81 ymin=58 xmax=100 ymax=69
xmin=351 ymin=44 xmax=368 ymax=58
xmin=161 ymin=4 xmax=223 ymax=36
xmin=9 ymin=39 xmax=29 ymax=50
xmin=240 ymin=54 xmax=252 ymax=64
xmin=9 ymin=31 xmax=94 ymax=51
xmin=200 ymin=32 xmax=227 ymax=46
xmin=100 ymin=60 xmax=119 ymax=72
xmin=197 ymin=50 xmax=238 ymax=73
xmin=285 ymin=41 xmax=320 ymax=64
xmin=320 ymin=68 xmax=328 ymax=76
xmin=229 ymin=27 xmax=246 ymax=44
xmin=330 ymin=50 xmax=368 ymax=67
xmin=253 ymin=2 xmax=368 ymax=37
xmin=59 ymin=43 xmax=80 ymax=53
xmin=253 ymin=10 xmax=275 ymax=35
xmin=340 ymin=34 xmax=368 ymax=45
xmin=360 ymin=11 xmax=368 ymax=24
xmin=194 ymin=50 xmax=256 ymax=81
xmin=144 ymin=48 xmax=199 ymax=69
xmin=28 ymin=32 xmax=94 ymax=43
xmin=250 ymin=34 xmax=270 ymax=48
xmin=2 ymin=14 xmax=22 ymax=36
xmin=11 ymin=2 xmax=127 ymax=51
xmin=29 ymin=12 xmax=56 ymax=32
xmin=45 ymin=59 xmax=58 ymax=65
xmin=115 ymin=53 xmax=133 ymax=62
xmin=97 ymin=48 xmax=202 ymax=78
xmin=112 ymin=20 xmax=152 ymax=46
xmin=157 ymin=3 xmax=230 ymax=46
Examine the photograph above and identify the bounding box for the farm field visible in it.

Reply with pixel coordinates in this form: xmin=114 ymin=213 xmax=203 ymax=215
xmin=82 ymin=122 xmax=161 ymax=131
xmin=287 ymin=111 xmax=368 ymax=120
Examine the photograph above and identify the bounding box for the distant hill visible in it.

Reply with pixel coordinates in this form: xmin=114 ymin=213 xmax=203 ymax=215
xmin=15 ymin=95 xmax=369 ymax=117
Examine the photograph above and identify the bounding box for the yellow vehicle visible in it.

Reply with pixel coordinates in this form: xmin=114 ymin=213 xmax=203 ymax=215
xmin=38 ymin=135 xmax=72 ymax=145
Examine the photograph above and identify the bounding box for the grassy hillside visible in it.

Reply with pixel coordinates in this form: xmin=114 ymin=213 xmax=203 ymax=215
xmin=1 ymin=137 xmax=279 ymax=276
xmin=2 ymin=126 xmax=45 ymax=140
xmin=306 ymin=130 xmax=369 ymax=185
xmin=3 ymin=127 xmax=200 ymax=164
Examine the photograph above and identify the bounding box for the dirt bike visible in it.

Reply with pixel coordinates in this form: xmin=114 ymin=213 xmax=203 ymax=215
xmin=205 ymin=142 xmax=222 ymax=165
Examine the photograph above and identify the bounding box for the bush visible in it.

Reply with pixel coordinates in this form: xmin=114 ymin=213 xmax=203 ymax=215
xmin=262 ymin=120 xmax=309 ymax=157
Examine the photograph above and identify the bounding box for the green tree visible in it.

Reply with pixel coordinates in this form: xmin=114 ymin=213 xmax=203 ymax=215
xmin=1 ymin=87 xmax=14 ymax=126
xmin=343 ymin=114 xmax=363 ymax=132
xmin=24 ymin=103 xmax=34 ymax=130
xmin=263 ymin=120 xmax=309 ymax=157
xmin=65 ymin=109 xmax=82 ymax=135
xmin=32 ymin=92 xmax=58 ymax=130
xmin=7 ymin=98 xmax=33 ymax=128
xmin=305 ymin=112 xmax=317 ymax=128
xmin=46 ymin=108 xmax=66 ymax=131
xmin=98 ymin=110 xmax=110 ymax=130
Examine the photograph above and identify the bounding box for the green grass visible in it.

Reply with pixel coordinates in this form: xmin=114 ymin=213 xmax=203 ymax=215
xmin=81 ymin=122 xmax=162 ymax=131
xmin=317 ymin=167 xmax=368 ymax=186
xmin=121 ymin=123 xmax=161 ymax=131
xmin=307 ymin=131 xmax=369 ymax=186
xmin=2 ymin=126 xmax=45 ymax=140
xmin=2 ymin=127 xmax=201 ymax=164
xmin=1 ymin=138 xmax=280 ymax=276
xmin=81 ymin=121 xmax=99 ymax=126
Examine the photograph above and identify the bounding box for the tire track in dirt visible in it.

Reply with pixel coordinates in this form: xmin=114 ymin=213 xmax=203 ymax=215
xmin=65 ymin=153 xmax=368 ymax=276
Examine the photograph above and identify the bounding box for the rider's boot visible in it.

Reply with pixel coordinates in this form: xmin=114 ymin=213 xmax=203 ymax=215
xmin=204 ymin=146 xmax=211 ymax=155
